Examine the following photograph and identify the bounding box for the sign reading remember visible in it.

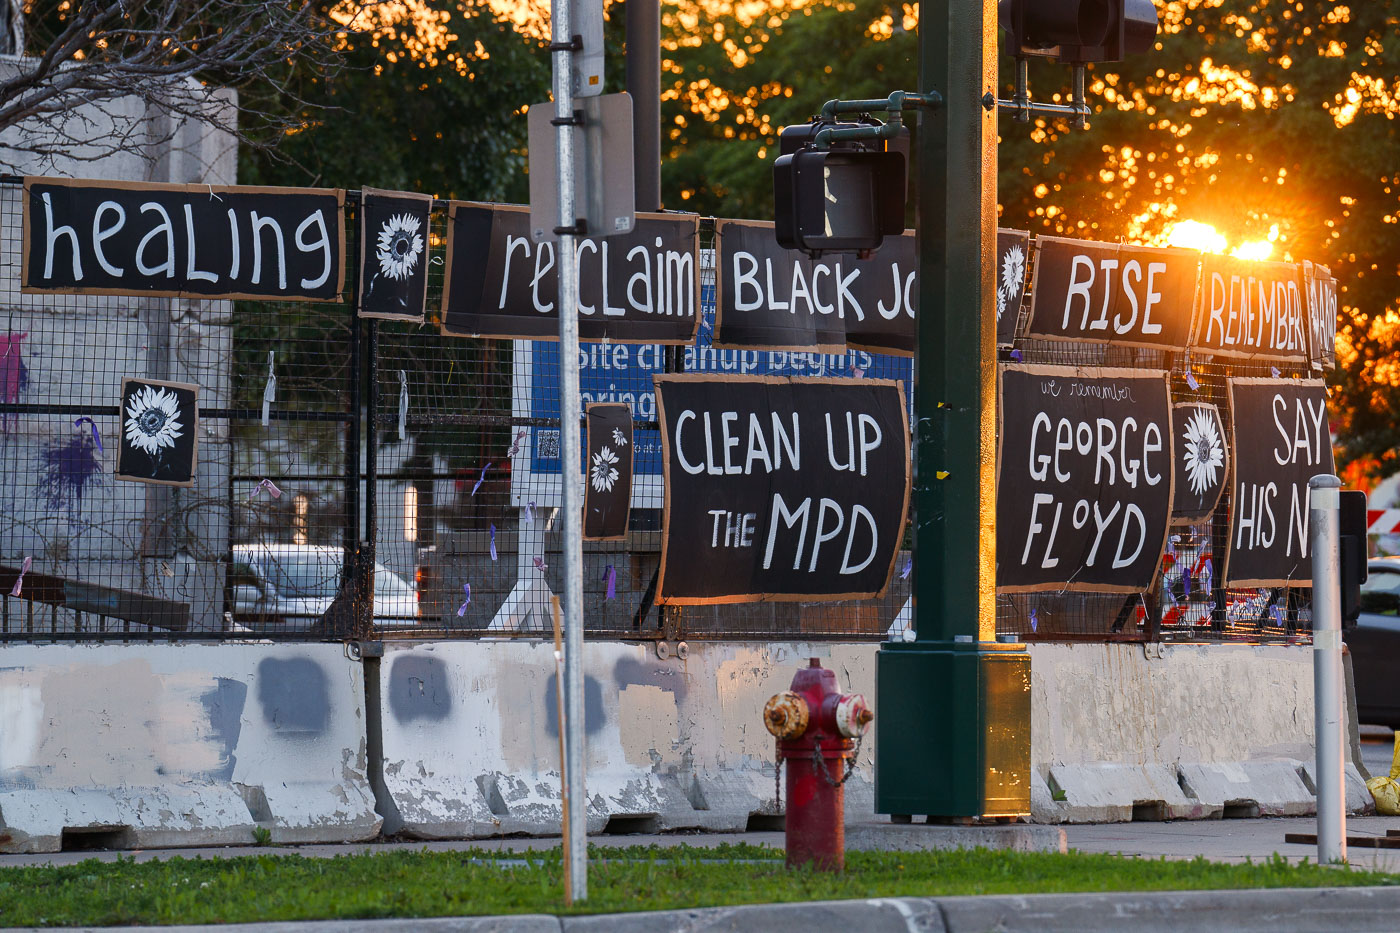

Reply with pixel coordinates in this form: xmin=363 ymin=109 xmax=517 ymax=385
xmin=654 ymin=375 xmax=910 ymax=604
xmin=996 ymin=364 xmax=1174 ymax=593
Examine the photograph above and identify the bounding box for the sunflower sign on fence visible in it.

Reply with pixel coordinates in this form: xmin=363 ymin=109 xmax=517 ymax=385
xmin=583 ymin=403 xmax=633 ymax=540
xmin=357 ymin=187 xmax=431 ymax=322
xmin=114 ymin=377 xmax=199 ymax=487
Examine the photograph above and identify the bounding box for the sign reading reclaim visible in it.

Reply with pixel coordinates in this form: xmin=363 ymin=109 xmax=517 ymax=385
xmin=996 ymin=364 xmax=1174 ymax=593
xmin=1192 ymin=255 xmax=1306 ymax=362
xmin=1025 ymin=236 xmax=1198 ymax=351
xmin=715 ymin=220 xmax=916 ymax=355
xmin=23 ymin=177 xmax=346 ymax=301
xmin=654 ymin=374 xmax=910 ymax=604
xmin=1226 ymin=378 xmax=1334 ymax=587
xmin=441 ymin=202 xmax=699 ymax=344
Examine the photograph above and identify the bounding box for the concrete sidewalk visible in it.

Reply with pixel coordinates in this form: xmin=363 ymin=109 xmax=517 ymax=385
xmin=6 ymin=887 xmax=1400 ymax=933
xmin=6 ymin=817 xmax=1400 ymax=869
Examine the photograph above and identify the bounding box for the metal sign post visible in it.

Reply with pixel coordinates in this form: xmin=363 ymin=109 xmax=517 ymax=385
xmin=550 ymin=0 xmax=588 ymax=903
xmin=1309 ymin=473 xmax=1347 ymax=865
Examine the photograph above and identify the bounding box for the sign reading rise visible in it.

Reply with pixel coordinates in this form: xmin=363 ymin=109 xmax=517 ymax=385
xmin=996 ymin=364 xmax=1174 ymax=593
xmin=1226 ymin=378 xmax=1334 ymax=586
xmin=1025 ymin=237 xmax=1198 ymax=350
xmin=23 ymin=177 xmax=346 ymax=301
xmin=654 ymin=375 xmax=910 ymax=604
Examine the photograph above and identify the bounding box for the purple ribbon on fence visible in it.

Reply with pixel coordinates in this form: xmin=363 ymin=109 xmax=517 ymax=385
xmin=73 ymin=417 xmax=103 ymax=452
xmin=1271 ymin=366 xmax=1282 ymax=378
xmin=1010 ymin=349 xmax=1023 ymax=362
xmin=1182 ymin=569 xmax=1191 ymax=597
xmin=489 ymin=524 xmax=497 ymax=561
xmin=507 ymin=428 xmax=527 ymax=459
xmin=604 ymin=564 xmax=616 ymax=599
xmin=1201 ymin=558 xmax=1213 ymax=591
xmin=851 ymin=367 xmax=865 ymax=379
xmin=456 ymin=583 xmax=471 ymax=617
xmin=10 ymin=556 xmax=30 ymax=598
xmin=533 ymin=556 xmax=547 ymax=572
xmin=472 ymin=463 xmax=492 ymax=497
xmin=1029 ymin=608 xmax=1038 ymax=633
xmin=248 ymin=478 xmax=281 ymax=502
xmin=1270 ymin=605 xmax=1284 ymax=625
xmin=525 ymin=501 xmax=536 ymax=522
xmin=1185 ymin=371 xmax=1199 ymax=391
xmin=900 ymin=557 xmax=912 ymax=580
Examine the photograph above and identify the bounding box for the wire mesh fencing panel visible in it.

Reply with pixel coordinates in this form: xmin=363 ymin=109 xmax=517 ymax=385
xmin=0 ymin=179 xmax=357 ymax=641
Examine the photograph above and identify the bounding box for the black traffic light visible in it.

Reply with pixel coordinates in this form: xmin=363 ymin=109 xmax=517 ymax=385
xmin=773 ymin=118 xmax=905 ymax=257
xmin=1340 ymin=489 xmax=1368 ymax=628
xmin=999 ymin=0 xmax=1157 ymax=62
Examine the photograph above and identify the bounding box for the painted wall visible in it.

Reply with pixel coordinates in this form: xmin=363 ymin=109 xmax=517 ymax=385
xmin=0 ymin=643 xmax=378 ymax=853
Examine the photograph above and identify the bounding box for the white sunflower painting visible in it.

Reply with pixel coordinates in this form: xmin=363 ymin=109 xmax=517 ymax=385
xmin=115 ymin=377 xmax=200 ymax=487
xmin=997 ymin=241 xmax=1026 ymax=323
xmin=357 ymin=188 xmax=432 ymax=322
xmin=584 ymin=403 xmax=633 ymax=540
xmin=1171 ymin=402 xmax=1228 ymax=521
xmin=590 ymin=446 xmax=620 ymax=493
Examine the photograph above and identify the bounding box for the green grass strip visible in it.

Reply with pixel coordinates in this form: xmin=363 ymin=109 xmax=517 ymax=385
xmin=1 ymin=843 xmax=1396 ymax=927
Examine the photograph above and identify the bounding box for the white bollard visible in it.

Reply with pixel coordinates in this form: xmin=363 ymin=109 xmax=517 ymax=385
xmin=1309 ymin=473 xmax=1346 ymax=865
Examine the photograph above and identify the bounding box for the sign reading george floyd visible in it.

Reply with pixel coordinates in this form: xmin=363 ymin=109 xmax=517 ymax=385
xmin=1226 ymin=378 xmax=1334 ymax=587
xmin=22 ymin=177 xmax=346 ymax=301
xmin=441 ymin=202 xmax=699 ymax=344
xmin=1192 ymin=255 xmax=1307 ymax=362
xmin=714 ymin=219 xmax=916 ymax=355
xmin=654 ymin=374 xmax=910 ymax=604
xmin=996 ymin=364 xmax=1174 ymax=593
xmin=1025 ymin=236 xmax=1198 ymax=350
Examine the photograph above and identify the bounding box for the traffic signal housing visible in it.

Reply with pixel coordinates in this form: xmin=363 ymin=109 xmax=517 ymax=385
xmin=773 ymin=119 xmax=906 ymax=257
xmin=999 ymin=0 xmax=1157 ymax=63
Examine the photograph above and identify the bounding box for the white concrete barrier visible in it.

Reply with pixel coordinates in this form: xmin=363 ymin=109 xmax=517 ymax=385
xmin=376 ymin=640 xmax=879 ymax=838
xmin=1029 ymin=642 xmax=1370 ymax=822
xmin=0 ymin=643 xmax=379 ymax=853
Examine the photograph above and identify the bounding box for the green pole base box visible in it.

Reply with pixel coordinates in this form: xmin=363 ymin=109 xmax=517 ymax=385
xmin=875 ymin=640 xmax=1032 ymax=820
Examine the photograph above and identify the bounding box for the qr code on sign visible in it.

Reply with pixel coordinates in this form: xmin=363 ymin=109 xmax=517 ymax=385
xmin=536 ymin=429 xmax=561 ymax=459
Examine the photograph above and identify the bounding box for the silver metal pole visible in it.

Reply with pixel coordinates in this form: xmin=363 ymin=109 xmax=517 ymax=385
xmin=1309 ymin=473 xmax=1346 ymax=865
xmin=550 ymin=0 xmax=588 ymax=902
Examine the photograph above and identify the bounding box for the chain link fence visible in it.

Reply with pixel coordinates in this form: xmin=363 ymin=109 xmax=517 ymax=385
xmin=0 ymin=179 xmax=1313 ymax=644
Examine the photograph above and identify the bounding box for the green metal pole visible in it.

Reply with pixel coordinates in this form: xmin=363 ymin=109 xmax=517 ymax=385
xmin=914 ymin=0 xmax=997 ymax=644
xmin=874 ymin=0 xmax=1031 ymax=821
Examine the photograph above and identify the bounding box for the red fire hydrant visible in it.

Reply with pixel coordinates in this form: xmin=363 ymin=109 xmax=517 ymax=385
xmin=763 ymin=658 xmax=873 ymax=870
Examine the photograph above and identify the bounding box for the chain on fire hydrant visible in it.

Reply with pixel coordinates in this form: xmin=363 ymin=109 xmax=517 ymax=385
xmin=763 ymin=658 xmax=873 ymax=871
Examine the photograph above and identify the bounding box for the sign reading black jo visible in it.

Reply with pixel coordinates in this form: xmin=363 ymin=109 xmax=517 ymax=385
xmin=654 ymin=375 xmax=910 ymax=604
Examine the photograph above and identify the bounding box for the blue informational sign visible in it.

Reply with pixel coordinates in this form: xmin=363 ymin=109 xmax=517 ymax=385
xmin=512 ymin=280 xmax=914 ymax=508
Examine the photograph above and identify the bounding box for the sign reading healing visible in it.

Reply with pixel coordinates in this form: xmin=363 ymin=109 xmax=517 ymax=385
xmin=1226 ymin=378 xmax=1333 ymax=586
xmin=996 ymin=364 xmax=1174 ymax=593
xmin=1025 ymin=236 xmax=1198 ymax=350
xmin=1192 ymin=255 xmax=1307 ymax=362
xmin=715 ymin=219 xmax=916 ymax=355
xmin=23 ymin=177 xmax=345 ymax=301
xmin=654 ymin=375 xmax=910 ymax=604
xmin=441 ymin=202 xmax=699 ymax=344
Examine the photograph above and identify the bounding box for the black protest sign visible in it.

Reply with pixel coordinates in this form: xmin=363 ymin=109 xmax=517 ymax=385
xmin=1192 ymin=255 xmax=1307 ymax=362
xmin=654 ymin=375 xmax=910 ymax=604
xmin=996 ymin=365 xmax=1174 ymax=593
xmin=22 ymin=177 xmax=345 ymax=301
xmin=1025 ymin=236 xmax=1198 ymax=350
xmin=995 ymin=228 xmax=1031 ymax=347
xmin=1303 ymin=260 xmax=1338 ymax=371
xmin=584 ymin=403 xmax=633 ymax=540
xmin=441 ymin=202 xmax=700 ymax=344
xmin=358 ymin=188 xmax=431 ymax=322
xmin=1170 ymin=402 xmax=1228 ymax=524
xmin=115 ymin=378 xmax=199 ymax=487
xmin=714 ymin=219 xmax=917 ymax=356
xmin=1226 ymin=378 xmax=1334 ymax=587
